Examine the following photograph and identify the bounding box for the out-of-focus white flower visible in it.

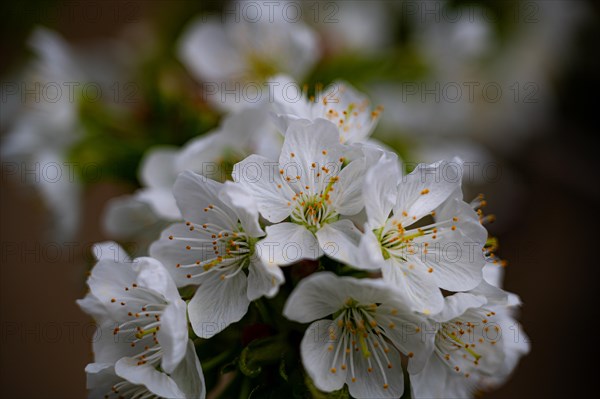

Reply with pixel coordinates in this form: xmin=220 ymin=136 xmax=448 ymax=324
xmin=284 ymin=272 xmax=434 ymax=398
xmin=2 ymin=26 xmax=141 ymax=238
xmin=410 ymin=290 xmax=529 ymax=399
xmin=1 ymin=28 xmax=84 ymax=238
xmin=150 ymin=172 xmax=283 ymax=339
xmin=77 ymin=242 xmax=201 ymax=394
xmin=103 ymin=106 xmax=283 ymax=243
xmin=372 ymin=3 xmax=493 ymax=140
xmin=315 ymin=1 xmax=393 ymax=56
xmin=178 ymin=1 xmax=320 ymax=111
xmin=234 ymin=119 xmax=365 ymax=266
xmin=353 ymin=156 xmax=487 ymax=314
xmin=375 ymin=0 xmax=588 ymax=154
xmin=271 ymin=78 xmax=383 ymax=145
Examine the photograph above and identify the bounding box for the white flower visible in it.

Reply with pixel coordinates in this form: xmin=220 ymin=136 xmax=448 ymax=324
xmin=1 ymin=28 xmax=84 ymax=238
xmin=410 ymin=291 xmax=529 ymax=399
xmin=77 ymin=242 xmax=198 ymax=390
xmin=178 ymin=1 xmax=319 ymax=111
xmin=271 ymin=78 xmax=383 ymax=145
xmin=234 ymin=119 xmax=366 ymax=266
xmin=283 ymin=272 xmax=434 ymax=398
xmin=149 ymin=171 xmax=284 ymax=338
xmin=85 ymin=340 xmax=205 ymax=399
xmin=354 ymin=156 xmax=487 ymax=314
xmin=315 ymin=1 xmax=393 ymax=56
xmin=103 ymin=106 xmax=282 ymax=241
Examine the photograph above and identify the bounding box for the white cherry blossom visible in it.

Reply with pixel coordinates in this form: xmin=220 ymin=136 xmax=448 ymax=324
xmin=178 ymin=1 xmax=319 ymax=111
xmin=271 ymin=78 xmax=383 ymax=145
xmin=284 ymin=272 xmax=433 ymax=398
xmin=410 ymin=291 xmax=529 ymax=399
xmin=354 ymin=156 xmax=487 ymax=314
xmin=149 ymin=171 xmax=284 ymax=338
xmin=85 ymin=340 xmax=204 ymax=399
xmin=234 ymin=119 xmax=366 ymax=266
xmin=78 ymin=243 xmax=196 ymax=388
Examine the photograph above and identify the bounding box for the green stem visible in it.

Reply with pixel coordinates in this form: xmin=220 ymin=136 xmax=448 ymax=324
xmin=201 ymin=346 xmax=237 ymax=372
xmin=254 ymin=299 xmax=273 ymax=325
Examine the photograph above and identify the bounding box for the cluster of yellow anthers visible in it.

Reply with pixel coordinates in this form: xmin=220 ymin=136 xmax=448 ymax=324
xmin=438 ymin=309 xmax=500 ymax=380
xmin=376 ymin=189 xmax=462 ymax=275
xmin=472 ymin=194 xmax=507 ymax=268
xmin=167 ymin=203 xmax=251 ymax=280
xmin=276 ymin=152 xmax=346 ymax=230
xmin=324 ymin=300 xmax=417 ymax=391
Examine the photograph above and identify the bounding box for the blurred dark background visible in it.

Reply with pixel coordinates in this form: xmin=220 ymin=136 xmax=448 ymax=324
xmin=1 ymin=1 xmax=599 ymax=398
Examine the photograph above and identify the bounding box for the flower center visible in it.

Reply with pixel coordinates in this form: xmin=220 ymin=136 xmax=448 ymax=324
xmin=326 ymin=299 xmax=393 ymax=390
xmin=284 ymin=155 xmax=344 ymax=232
xmin=375 ymin=211 xmax=460 ymax=272
xmin=110 ymin=285 xmax=169 ymax=367
xmin=290 ymin=191 xmax=339 ymax=232
xmin=246 ymin=52 xmax=278 ymax=82
xmin=319 ymin=89 xmax=383 ymax=143
xmin=435 ymin=309 xmax=498 ymax=378
xmin=169 ymin=203 xmax=255 ymax=281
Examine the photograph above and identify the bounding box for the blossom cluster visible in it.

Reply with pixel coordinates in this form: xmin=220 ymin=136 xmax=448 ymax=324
xmin=74 ymin=2 xmax=529 ymax=398
xmin=80 ymin=81 xmax=528 ymax=399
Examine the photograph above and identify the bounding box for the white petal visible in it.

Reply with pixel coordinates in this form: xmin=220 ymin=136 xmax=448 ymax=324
xmin=468 ymin=279 xmax=509 ymax=307
xmin=87 ymin=259 xmax=138 ymax=306
xmin=158 ymin=301 xmax=189 ymax=374
xmin=380 ymin=258 xmax=444 ymax=315
xmin=284 ymin=272 xmax=396 ymax=323
xmin=415 ymin=198 xmax=486 ymax=292
xmin=187 ymin=269 xmax=250 ymax=338
xmin=91 ymin=324 xmax=140 ymax=364
xmin=283 ymin=272 xmax=346 ymax=323
xmin=92 ymin=241 xmax=131 ymax=263
xmin=219 ymin=181 xmax=264 ymax=237
xmin=355 ymin=228 xmax=386 ymax=270
xmin=482 ymin=263 xmax=504 ymax=288
xmin=173 ymin=171 xmax=229 ymax=227
xmin=137 ymin=187 xmax=181 ymax=221
xmin=258 ymin=223 xmax=322 ymax=266
xmin=347 ymin=343 xmax=404 ymax=399
xmin=279 ymin=119 xmax=344 ymax=189
xmin=376 ymin=305 xmax=435 ymax=374
xmin=330 ymin=156 xmax=366 ymax=216
xmin=85 ymin=362 xmax=118 ymax=393
xmin=35 ymin=150 xmax=82 ymax=239
xmin=115 ymin=357 xmax=185 ymax=399
xmin=301 ymin=320 xmax=347 ymax=392
xmin=76 ymin=293 xmax=109 ymax=323
xmin=233 ymin=154 xmax=294 ymax=223
xmin=315 ymin=219 xmax=361 ymax=265
xmin=102 ymin=195 xmax=162 ymax=239
xmin=139 ymin=146 xmax=178 ymax=189
xmin=176 ymin=131 xmax=238 ymax=181
xmin=177 ymin=17 xmax=245 ymax=82
xmin=170 ymin=340 xmax=206 ymax=399
xmin=410 ymin=355 xmax=464 ymax=399
xmin=149 ymin=223 xmax=216 ymax=287
xmin=394 ymin=159 xmax=462 ymax=222
xmin=133 ymin=257 xmax=180 ymax=303
xmin=363 ymin=153 xmax=400 ymax=229
xmin=434 ymin=293 xmax=488 ymax=323
xmin=247 ymin=258 xmax=285 ymax=301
